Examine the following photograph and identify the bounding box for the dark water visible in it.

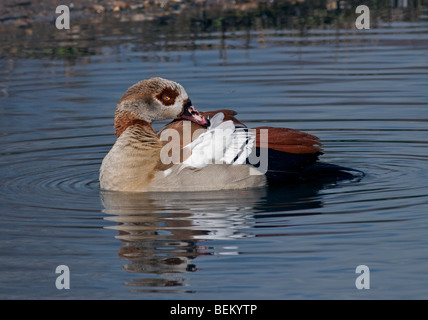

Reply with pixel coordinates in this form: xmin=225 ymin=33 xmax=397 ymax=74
xmin=1 ymin=13 xmax=428 ymax=299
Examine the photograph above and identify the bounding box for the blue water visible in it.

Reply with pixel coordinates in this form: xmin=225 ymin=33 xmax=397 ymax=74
xmin=1 ymin=16 xmax=428 ymax=299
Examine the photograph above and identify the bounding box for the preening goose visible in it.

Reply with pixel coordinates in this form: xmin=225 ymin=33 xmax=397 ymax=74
xmin=99 ymin=77 xmax=362 ymax=192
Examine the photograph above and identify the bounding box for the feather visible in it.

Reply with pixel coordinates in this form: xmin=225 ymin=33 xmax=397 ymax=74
xmin=181 ymin=113 xmax=255 ymax=170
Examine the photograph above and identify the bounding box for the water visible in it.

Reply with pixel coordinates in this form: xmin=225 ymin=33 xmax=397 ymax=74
xmin=1 ymin=12 xmax=428 ymax=299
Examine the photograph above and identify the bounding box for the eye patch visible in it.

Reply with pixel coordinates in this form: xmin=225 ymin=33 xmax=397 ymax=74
xmin=156 ymin=87 xmax=179 ymax=106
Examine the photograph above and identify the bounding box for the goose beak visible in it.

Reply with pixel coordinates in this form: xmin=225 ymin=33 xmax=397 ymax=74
xmin=180 ymin=102 xmax=210 ymax=127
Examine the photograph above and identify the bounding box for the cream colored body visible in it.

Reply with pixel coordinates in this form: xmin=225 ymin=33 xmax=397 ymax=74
xmin=100 ymin=124 xmax=266 ymax=192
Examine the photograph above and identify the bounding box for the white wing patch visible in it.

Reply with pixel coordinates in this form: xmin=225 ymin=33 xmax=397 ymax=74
xmin=181 ymin=113 xmax=255 ymax=169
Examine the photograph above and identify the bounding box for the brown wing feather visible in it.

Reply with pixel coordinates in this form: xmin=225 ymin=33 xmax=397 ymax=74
xmin=255 ymin=127 xmax=323 ymax=154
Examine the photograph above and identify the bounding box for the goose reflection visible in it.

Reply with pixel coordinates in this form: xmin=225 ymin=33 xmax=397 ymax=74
xmin=100 ymin=182 xmax=328 ymax=292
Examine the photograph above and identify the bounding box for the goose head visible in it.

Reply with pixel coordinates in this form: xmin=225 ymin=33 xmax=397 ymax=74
xmin=114 ymin=77 xmax=210 ymax=136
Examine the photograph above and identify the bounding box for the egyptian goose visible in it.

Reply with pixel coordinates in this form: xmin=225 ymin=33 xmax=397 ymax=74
xmin=100 ymin=77 xmax=362 ymax=192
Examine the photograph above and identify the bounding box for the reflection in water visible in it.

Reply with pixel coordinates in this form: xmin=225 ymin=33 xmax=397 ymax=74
xmin=100 ymin=182 xmax=327 ymax=291
xmin=0 ymin=3 xmax=424 ymax=61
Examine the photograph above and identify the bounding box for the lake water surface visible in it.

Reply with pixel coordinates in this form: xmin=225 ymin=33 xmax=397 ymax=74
xmin=1 ymin=11 xmax=428 ymax=299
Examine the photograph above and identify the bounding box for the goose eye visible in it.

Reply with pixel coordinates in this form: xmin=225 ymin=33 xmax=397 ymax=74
xmin=156 ymin=88 xmax=178 ymax=106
